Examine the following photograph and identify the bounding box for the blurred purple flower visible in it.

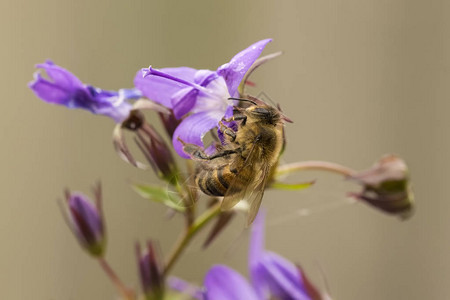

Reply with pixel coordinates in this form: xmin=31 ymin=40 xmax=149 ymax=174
xmin=29 ymin=60 xmax=141 ymax=123
xmin=136 ymin=241 xmax=164 ymax=299
xmin=134 ymin=39 xmax=272 ymax=158
xmin=171 ymin=211 xmax=325 ymax=300
xmin=248 ymin=210 xmax=314 ymax=300
xmin=62 ymin=184 xmax=106 ymax=257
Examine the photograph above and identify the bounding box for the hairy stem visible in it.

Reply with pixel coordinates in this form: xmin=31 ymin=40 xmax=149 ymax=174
xmin=276 ymin=160 xmax=356 ymax=177
xmin=163 ymin=202 xmax=221 ymax=276
xmin=98 ymin=257 xmax=135 ymax=300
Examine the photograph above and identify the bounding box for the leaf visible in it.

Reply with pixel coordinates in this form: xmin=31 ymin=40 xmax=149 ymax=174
xmin=132 ymin=184 xmax=185 ymax=212
xmin=270 ymin=180 xmax=315 ymax=191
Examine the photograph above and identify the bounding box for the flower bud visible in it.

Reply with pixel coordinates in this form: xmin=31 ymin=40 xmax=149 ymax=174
xmin=62 ymin=184 xmax=106 ymax=257
xmin=136 ymin=241 xmax=164 ymax=300
xmin=158 ymin=110 xmax=180 ymax=138
xmin=113 ymin=109 xmax=179 ymax=183
xmin=135 ymin=121 xmax=178 ymax=183
xmin=349 ymin=155 xmax=414 ymax=219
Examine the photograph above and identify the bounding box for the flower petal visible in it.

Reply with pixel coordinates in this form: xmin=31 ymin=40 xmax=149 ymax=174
xmin=172 ymin=110 xmax=224 ymax=158
xmin=249 ymin=210 xmax=268 ymax=299
xmin=134 ymin=67 xmax=197 ymax=108
xmin=258 ymin=252 xmax=311 ymax=300
xmin=168 ymin=276 xmax=203 ymax=300
xmin=29 ymin=73 xmax=73 ymax=104
xmin=250 ymin=210 xmax=265 ymax=269
xmin=217 ymin=39 xmax=272 ymax=97
xmin=95 ymin=101 xmax=133 ymax=123
xmin=204 ymin=265 xmax=259 ymax=300
xmin=29 ymin=61 xmax=85 ymax=105
xmin=68 ymin=192 xmax=104 ymax=255
xmin=171 ymin=87 xmax=199 ymax=119
xmin=36 ymin=60 xmax=84 ymax=91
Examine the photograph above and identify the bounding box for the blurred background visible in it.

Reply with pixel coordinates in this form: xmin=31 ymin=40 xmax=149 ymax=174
xmin=2 ymin=0 xmax=449 ymax=299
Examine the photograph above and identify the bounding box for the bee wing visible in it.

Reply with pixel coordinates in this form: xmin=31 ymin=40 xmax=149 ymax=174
xmin=221 ymin=142 xmax=271 ymax=225
xmin=221 ymin=142 xmax=260 ymax=211
xmin=246 ymin=163 xmax=270 ymax=225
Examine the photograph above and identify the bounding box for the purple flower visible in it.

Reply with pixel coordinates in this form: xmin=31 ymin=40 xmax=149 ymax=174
xmin=248 ymin=210 xmax=314 ymax=300
xmin=61 ymin=184 xmax=106 ymax=257
xmin=29 ymin=60 xmax=141 ymax=123
xmin=134 ymin=39 xmax=272 ymax=158
xmin=171 ymin=211 xmax=326 ymax=300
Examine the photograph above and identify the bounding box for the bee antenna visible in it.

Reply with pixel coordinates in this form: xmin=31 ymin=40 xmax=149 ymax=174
xmin=227 ymin=97 xmax=257 ymax=105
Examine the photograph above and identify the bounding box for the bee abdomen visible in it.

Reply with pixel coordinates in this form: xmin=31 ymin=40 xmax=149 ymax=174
xmin=196 ymin=165 xmax=236 ymax=197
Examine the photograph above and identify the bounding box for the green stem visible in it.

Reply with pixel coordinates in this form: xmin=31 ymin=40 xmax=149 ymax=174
xmin=98 ymin=257 xmax=135 ymax=300
xmin=163 ymin=202 xmax=221 ymax=276
xmin=276 ymin=160 xmax=356 ymax=177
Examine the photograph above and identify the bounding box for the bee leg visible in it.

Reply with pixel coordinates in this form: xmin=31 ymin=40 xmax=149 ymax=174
xmin=223 ymin=115 xmax=247 ymax=126
xmin=177 ymin=137 xmax=210 ymax=160
xmin=178 ymin=137 xmax=239 ymax=161
xmin=207 ymin=148 xmax=240 ymax=160
xmin=218 ymin=121 xmax=237 ymax=142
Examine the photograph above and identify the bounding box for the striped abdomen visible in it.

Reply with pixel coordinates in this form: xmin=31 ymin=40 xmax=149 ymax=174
xmin=195 ymin=163 xmax=238 ymax=197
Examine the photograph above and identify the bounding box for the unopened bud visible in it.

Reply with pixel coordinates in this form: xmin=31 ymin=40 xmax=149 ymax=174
xmin=62 ymin=184 xmax=106 ymax=257
xmin=349 ymin=155 xmax=414 ymax=219
xmin=135 ymin=122 xmax=178 ymax=183
xmin=158 ymin=110 xmax=180 ymax=138
xmin=136 ymin=241 xmax=164 ymax=300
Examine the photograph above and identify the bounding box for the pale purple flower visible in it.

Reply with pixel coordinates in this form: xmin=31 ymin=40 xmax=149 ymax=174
xmin=134 ymin=39 xmax=272 ymax=158
xmin=29 ymin=60 xmax=141 ymax=123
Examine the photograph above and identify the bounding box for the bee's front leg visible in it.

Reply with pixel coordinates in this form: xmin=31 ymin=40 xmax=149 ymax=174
xmin=218 ymin=121 xmax=237 ymax=142
xmin=178 ymin=137 xmax=239 ymax=161
xmin=223 ymin=115 xmax=247 ymax=126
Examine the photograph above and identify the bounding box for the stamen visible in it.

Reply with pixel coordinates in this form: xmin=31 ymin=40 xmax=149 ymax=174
xmin=142 ymin=66 xmax=209 ymax=93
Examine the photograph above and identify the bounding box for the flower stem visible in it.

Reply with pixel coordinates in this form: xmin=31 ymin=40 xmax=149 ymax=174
xmin=98 ymin=257 xmax=135 ymax=300
xmin=163 ymin=202 xmax=221 ymax=276
xmin=276 ymin=160 xmax=356 ymax=178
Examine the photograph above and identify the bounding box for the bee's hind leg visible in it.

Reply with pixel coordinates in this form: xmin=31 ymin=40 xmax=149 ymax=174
xmin=177 ymin=137 xmax=239 ymax=161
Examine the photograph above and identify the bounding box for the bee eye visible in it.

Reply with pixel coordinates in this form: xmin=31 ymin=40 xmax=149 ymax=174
xmin=252 ymin=107 xmax=270 ymax=116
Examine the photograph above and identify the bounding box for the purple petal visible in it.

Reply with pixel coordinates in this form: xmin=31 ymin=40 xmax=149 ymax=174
xmin=29 ymin=61 xmax=85 ymax=104
xmin=36 ymin=60 xmax=84 ymax=91
xmin=69 ymin=193 xmax=103 ymax=246
xmin=250 ymin=210 xmax=266 ymax=269
xmin=171 ymin=87 xmax=199 ymax=119
xmin=118 ymin=88 xmax=142 ymax=100
xmin=194 ymin=69 xmax=219 ymax=86
xmin=172 ymin=110 xmax=224 ymax=158
xmin=94 ymin=101 xmax=133 ymax=123
xmin=249 ymin=210 xmax=267 ymax=299
xmin=134 ymin=67 xmax=197 ymax=108
xmin=217 ymin=39 xmax=272 ymax=97
xmin=29 ymin=73 xmax=74 ymax=104
xmin=257 ymin=252 xmax=310 ymax=300
xmin=168 ymin=276 xmax=203 ymax=300
xmin=204 ymin=265 xmax=259 ymax=300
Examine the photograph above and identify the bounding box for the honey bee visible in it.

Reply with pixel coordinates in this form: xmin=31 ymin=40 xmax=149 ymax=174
xmin=179 ymin=96 xmax=292 ymax=225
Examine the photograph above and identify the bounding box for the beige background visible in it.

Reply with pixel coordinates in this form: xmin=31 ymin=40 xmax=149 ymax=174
xmin=1 ymin=0 xmax=449 ymax=299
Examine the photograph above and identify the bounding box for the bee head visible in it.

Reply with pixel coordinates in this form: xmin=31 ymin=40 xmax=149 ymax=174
xmin=228 ymin=96 xmax=292 ymax=125
xmin=245 ymin=105 xmax=281 ymax=125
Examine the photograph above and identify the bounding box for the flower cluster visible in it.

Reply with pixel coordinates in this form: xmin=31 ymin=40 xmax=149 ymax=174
xmin=29 ymin=39 xmax=414 ymax=299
